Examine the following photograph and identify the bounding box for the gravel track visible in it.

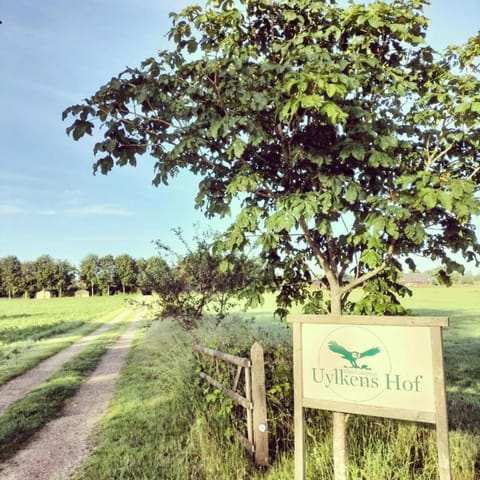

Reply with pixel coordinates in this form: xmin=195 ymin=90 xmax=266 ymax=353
xmin=0 ymin=308 xmax=131 ymax=416
xmin=0 ymin=309 xmax=143 ymax=480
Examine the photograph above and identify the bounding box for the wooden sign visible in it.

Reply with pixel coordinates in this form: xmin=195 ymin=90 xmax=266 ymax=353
xmin=288 ymin=315 xmax=451 ymax=480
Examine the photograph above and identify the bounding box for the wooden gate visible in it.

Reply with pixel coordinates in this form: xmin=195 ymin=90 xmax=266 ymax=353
xmin=193 ymin=342 xmax=269 ymax=466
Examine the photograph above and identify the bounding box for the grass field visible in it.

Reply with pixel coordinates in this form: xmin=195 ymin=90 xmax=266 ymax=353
xmin=72 ymin=285 xmax=479 ymax=479
xmin=0 ymin=296 xmax=127 ymax=386
xmin=0 ymin=309 xmax=136 ymax=462
xmin=0 ymin=285 xmax=480 ymax=480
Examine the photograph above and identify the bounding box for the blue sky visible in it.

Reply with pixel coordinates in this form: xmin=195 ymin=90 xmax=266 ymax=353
xmin=1 ymin=0 xmax=479 ymax=270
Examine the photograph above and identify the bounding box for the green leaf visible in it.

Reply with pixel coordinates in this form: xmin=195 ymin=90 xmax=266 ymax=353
xmin=325 ymin=84 xmax=337 ymax=98
xmin=284 ymin=10 xmax=298 ymax=22
xmin=300 ymin=94 xmax=322 ymax=109
xmin=371 ymin=215 xmax=386 ymax=233
xmin=471 ymin=102 xmax=480 ymax=113
xmin=351 ymin=144 xmax=366 ymax=161
xmin=187 ymin=39 xmax=198 ymax=54
xmin=422 ymin=189 xmax=438 ymax=209
xmin=378 ymin=136 xmax=398 ymax=150
xmin=385 ymin=221 xmax=399 ymax=239
xmin=208 ymin=120 xmax=223 ymax=139
xmin=70 ymin=120 xmax=93 ymax=141
xmin=438 ymin=191 xmax=453 ymax=211
xmin=454 ymin=103 xmax=470 ymax=114
xmin=265 ymin=211 xmax=296 ymax=233
xmin=136 ymin=86 xmax=149 ymax=103
xmin=360 ymin=250 xmax=380 ymax=267
xmin=405 ymin=224 xmax=426 ymax=244
xmin=340 ymin=143 xmax=365 ymax=161
xmin=233 ymin=140 xmax=246 ymax=157
xmin=368 ymin=17 xmax=384 ymax=29
xmin=369 ymin=151 xmax=393 ymax=167
xmin=344 ymin=183 xmax=358 ymax=204
xmin=322 ymin=102 xmax=346 ymax=124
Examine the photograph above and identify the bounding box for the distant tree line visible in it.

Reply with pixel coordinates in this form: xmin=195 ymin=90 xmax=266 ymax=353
xmin=0 ymin=255 xmax=76 ymax=298
xmin=0 ymin=253 xmax=188 ymax=299
xmin=0 ymin=253 xmax=172 ymax=298
xmin=0 ymin=229 xmax=265 ymax=325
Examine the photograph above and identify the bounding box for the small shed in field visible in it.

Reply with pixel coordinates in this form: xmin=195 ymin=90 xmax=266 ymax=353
xmin=35 ymin=290 xmax=56 ymax=299
xmin=74 ymin=289 xmax=90 ymax=297
xmin=401 ymin=272 xmax=432 ymax=286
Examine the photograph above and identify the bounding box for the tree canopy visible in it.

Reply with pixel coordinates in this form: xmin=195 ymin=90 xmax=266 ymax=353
xmin=64 ymin=0 xmax=480 ymax=315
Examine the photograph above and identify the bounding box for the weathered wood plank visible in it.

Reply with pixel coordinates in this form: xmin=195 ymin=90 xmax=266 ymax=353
xmin=199 ymin=372 xmax=252 ymax=410
xmin=293 ymin=323 xmax=306 ymax=479
xmin=431 ymin=327 xmax=452 ymax=480
xmin=288 ymin=315 xmax=448 ymax=327
xmin=193 ymin=344 xmax=251 ymax=368
xmin=251 ymin=342 xmax=269 ymax=467
xmin=303 ymin=398 xmax=436 ymax=424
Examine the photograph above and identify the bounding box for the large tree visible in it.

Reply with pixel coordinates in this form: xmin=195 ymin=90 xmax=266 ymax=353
xmin=98 ymin=254 xmax=117 ymax=295
xmin=64 ymin=0 xmax=480 ymax=313
xmin=64 ymin=1 xmax=480 ymax=474
xmin=0 ymin=256 xmax=22 ymax=298
xmin=80 ymin=254 xmax=101 ymax=296
xmin=53 ymin=259 xmax=76 ymax=297
xmin=20 ymin=261 xmax=37 ymax=298
xmin=136 ymin=256 xmax=169 ymax=294
xmin=33 ymin=255 xmax=58 ymax=293
xmin=114 ymin=254 xmax=137 ymax=294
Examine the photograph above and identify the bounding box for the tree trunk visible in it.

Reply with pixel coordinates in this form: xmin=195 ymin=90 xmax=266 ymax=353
xmin=330 ymin=287 xmax=348 ymax=480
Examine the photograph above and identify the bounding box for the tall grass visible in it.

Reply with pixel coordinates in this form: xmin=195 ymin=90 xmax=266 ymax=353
xmin=0 ymin=308 xmax=136 ymax=462
xmin=73 ymin=287 xmax=479 ymax=479
xmin=0 ymin=296 xmax=127 ymax=385
xmin=73 ymin=318 xmax=261 ymax=480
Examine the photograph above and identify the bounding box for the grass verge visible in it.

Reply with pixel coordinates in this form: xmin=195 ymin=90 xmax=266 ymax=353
xmin=72 ymin=318 xmax=255 ymax=480
xmin=0 ymin=308 xmax=138 ymax=462
xmin=68 ymin=287 xmax=479 ymax=479
xmin=0 ymin=307 xmax=125 ymax=387
xmin=73 ymin=310 xmax=479 ymax=480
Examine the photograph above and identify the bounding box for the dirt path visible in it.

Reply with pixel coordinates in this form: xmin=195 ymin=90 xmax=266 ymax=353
xmin=0 ymin=309 xmax=144 ymax=480
xmin=0 ymin=308 xmax=132 ymax=416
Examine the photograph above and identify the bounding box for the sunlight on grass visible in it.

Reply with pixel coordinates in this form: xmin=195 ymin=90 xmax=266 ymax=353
xmin=0 ymin=296 xmax=127 ymax=385
xmin=72 ymin=287 xmax=479 ymax=479
xmin=0 ymin=310 xmax=136 ymax=462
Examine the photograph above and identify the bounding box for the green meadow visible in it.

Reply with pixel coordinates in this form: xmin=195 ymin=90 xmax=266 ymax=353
xmin=73 ymin=285 xmax=479 ymax=480
xmin=0 ymin=310 xmax=135 ymax=462
xmin=0 ymin=288 xmax=477 ymax=478
xmin=0 ymin=296 xmax=126 ymax=385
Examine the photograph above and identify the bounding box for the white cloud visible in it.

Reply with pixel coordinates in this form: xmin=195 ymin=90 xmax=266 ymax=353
xmin=40 ymin=204 xmax=135 ymax=217
xmin=36 ymin=209 xmax=58 ymax=216
xmin=0 ymin=205 xmax=23 ymax=215
xmin=66 ymin=205 xmax=134 ymax=217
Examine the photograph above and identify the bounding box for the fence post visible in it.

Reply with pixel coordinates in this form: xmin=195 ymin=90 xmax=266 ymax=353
xmin=251 ymin=342 xmax=269 ymax=466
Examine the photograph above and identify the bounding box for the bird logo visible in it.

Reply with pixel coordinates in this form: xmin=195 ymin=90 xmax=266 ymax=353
xmin=328 ymin=341 xmax=380 ymax=370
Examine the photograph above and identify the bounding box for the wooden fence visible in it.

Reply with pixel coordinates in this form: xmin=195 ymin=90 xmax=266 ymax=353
xmin=193 ymin=342 xmax=269 ymax=466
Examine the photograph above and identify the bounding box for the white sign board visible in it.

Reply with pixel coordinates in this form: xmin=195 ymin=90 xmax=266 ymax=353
xmin=288 ymin=315 xmax=451 ymax=480
xmin=301 ymin=323 xmax=436 ymax=421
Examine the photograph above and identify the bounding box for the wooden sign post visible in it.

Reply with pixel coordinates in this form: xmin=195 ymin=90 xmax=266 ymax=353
xmin=288 ymin=315 xmax=451 ymax=480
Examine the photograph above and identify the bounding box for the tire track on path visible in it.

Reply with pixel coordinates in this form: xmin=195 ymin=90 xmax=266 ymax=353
xmin=0 ymin=309 xmax=144 ymax=480
xmin=0 ymin=308 xmax=132 ymax=416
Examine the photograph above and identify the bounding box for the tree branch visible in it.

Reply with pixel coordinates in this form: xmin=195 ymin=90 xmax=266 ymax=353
xmin=468 ymin=165 xmax=480 ymax=181
xmin=298 ymin=216 xmax=339 ymax=290
xmin=340 ymin=241 xmax=396 ymax=295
